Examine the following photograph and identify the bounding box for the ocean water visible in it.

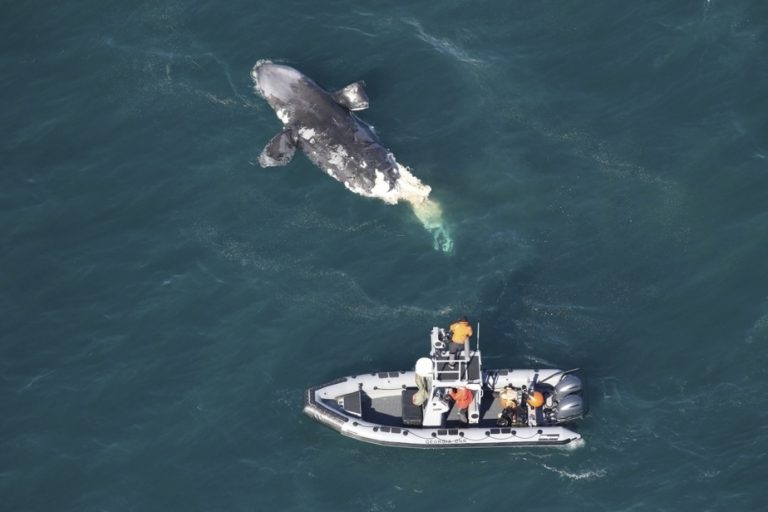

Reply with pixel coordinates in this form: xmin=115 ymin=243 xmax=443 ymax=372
xmin=2 ymin=0 xmax=767 ymax=510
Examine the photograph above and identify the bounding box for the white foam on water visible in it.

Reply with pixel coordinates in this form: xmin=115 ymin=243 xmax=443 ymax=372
xmin=541 ymin=463 xmax=605 ymax=480
xmin=410 ymin=197 xmax=453 ymax=253
xmin=403 ymin=19 xmax=485 ymax=67
xmin=383 ymin=163 xmax=453 ymax=252
xmin=321 ymin=159 xmax=453 ymax=251
xmin=746 ymin=311 xmax=768 ymax=344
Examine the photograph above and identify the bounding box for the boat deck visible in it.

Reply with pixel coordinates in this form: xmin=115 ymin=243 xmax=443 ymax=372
xmin=361 ymin=388 xmax=521 ymax=428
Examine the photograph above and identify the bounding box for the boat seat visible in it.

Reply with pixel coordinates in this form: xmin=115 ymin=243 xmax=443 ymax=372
xmin=339 ymin=390 xmax=363 ymax=418
xmin=401 ymin=388 xmax=423 ymax=427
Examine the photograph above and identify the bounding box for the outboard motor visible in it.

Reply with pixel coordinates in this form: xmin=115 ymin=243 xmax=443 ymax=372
xmin=554 ymin=394 xmax=584 ymax=422
xmin=553 ymin=374 xmax=582 ymax=402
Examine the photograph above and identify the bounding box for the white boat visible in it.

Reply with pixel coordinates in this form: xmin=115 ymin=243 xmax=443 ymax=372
xmin=303 ymin=326 xmax=586 ymax=448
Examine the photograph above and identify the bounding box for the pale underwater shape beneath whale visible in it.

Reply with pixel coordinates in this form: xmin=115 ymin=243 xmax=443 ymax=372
xmin=252 ymin=60 xmax=453 ymax=252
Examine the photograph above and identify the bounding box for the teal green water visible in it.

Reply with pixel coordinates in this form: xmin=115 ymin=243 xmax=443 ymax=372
xmin=2 ymin=1 xmax=767 ymax=510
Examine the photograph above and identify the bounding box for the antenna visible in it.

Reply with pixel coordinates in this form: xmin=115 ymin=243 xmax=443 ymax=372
xmin=476 ymin=322 xmax=480 ymax=353
xmin=539 ymin=368 xmax=581 ymax=384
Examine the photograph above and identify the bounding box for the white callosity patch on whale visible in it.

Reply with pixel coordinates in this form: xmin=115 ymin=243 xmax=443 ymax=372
xmin=275 ymin=108 xmax=292 ymax=124
xmin=369 ymin=169 xmax=398 ymax=204
xmin=324 ymin=144 xmax=363 ymax=193
xmin=326 ymin=145 xmax=349 ymax=169
xmin=298 ymin=127 xmax=316 ymax=143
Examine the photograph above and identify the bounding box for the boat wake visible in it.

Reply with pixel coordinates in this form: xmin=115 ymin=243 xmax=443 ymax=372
xmin=541 ymin=463 xmax=605 ymax=480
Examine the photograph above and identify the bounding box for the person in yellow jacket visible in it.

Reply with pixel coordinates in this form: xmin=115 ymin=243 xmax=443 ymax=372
xmin=447 ymin=316 xmax=473 ymax=368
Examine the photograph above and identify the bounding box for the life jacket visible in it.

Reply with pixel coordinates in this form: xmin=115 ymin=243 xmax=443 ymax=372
xmin=527 ymin=390 xmax=545 ymax=408
xmin=449 ymin=321 xmax=473 ymax=343
xmin=449 ymin=388 xmax=474 ymax=409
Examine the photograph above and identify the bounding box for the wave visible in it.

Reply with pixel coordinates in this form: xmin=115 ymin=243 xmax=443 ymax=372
xmin=403 ymin=18 xmax=484 ymax=67
xmin=541 ymin=463 xmax=606 ymax=480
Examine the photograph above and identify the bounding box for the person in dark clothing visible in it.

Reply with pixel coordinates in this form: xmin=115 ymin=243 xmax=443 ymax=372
xmin=497 ymin=386 xmax=523 ymax=426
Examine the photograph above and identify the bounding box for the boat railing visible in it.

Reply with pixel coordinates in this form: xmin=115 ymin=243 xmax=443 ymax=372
xmin=431 ymin=337 xmax=473 ymax=382
xmin=429 ymin=326 xmax=482 ymax=384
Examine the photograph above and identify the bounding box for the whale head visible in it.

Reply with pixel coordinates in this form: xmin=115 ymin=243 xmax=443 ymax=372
xmin=251 ymin=61 xmax=305 ymax=104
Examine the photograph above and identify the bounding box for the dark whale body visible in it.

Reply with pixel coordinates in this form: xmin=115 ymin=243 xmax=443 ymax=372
xmin=252 ymin=61 xmax=401 ymax=198
xmin=251 ymin=60 xmax=454 ymax=252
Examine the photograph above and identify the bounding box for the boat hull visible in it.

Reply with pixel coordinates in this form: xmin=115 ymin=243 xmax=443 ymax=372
xmin=303 ymin=371 xmax=583 ymax=449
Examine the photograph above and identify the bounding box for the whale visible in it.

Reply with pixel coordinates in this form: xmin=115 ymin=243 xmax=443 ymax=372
xmin=251 ymin=60 xmax=452 ymax=252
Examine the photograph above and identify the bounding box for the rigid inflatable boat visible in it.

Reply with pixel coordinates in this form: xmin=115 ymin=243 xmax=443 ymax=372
xmin=304 ymin=326 xmax=586 ymax=448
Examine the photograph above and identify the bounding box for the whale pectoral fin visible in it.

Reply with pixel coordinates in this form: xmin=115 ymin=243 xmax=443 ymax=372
xmin=332 ymin=81 xmax=369 ymax=111
xmin=258 ymin=129 xmax=297 ymax=167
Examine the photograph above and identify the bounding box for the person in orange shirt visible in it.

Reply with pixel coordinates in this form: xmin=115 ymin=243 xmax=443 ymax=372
xmin=448 ymin=387 xmax=474 ymax=423
xmin=447 ymin=316 xmax=473 ymax=368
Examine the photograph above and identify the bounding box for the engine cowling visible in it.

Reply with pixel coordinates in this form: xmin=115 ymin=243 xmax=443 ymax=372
xmin=553 ymin=374 xmax=582 ymax=402
xmin=554 ymin=394 xmax=584 ymax=422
